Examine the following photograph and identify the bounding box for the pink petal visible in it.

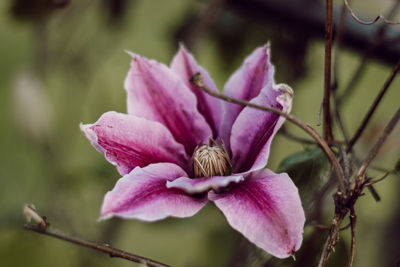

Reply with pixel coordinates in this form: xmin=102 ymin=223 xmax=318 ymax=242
xmin=230 ymin=84 xmax=293 ymax=172
xmin=125 ymin=52 xmax=212 ymax=154
xmin=220 ymin=45 xmax=274 ymax=151
xmin=170 ymin=45 xmax=222 ymax=137
xmin=100 ymin=163 xmax=208 ymax=221
xmin=167 ymin=175 xmax=244 ymax=195
xmin=81 ymin=111 xmax=189 ymax=175
xmin=209 ymin=169 xmax=304 ymax=258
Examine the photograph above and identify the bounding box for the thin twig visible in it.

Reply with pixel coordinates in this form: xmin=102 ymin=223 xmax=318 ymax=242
xmin=332 ymin=3 xmax=347 ymax=94
xmin=367 ymin=185 xmax=381 ymax=201
xmin=332 ymin=3 xmax=350 ymax=143
xmin=365 ymin=171 xmax=391 ymax=186
xmin=340 ymin=146 xmax=351 ymax=179
xmin=324 ymin=0 xmax=334 ymax=142
xmin=318 ymin=211 xmax=348 ymax=267
xmin=333 ymin=96 xmax=349 ymax=143
xmin=24 ymin=223 xmax=169 ymax=267
xmin=344 ymin=0 xmax=400 ymax=25
xmin=311 ymin=222 xmax=351 ymax=231
xmin=189 ymin=73 xmax=346 ymax=193
xmin=347 ymin=58 xmax=400 ymax=152
xmin=348 ymin=206 xmax=357 ymax=267
xmin=358 ymin=108 xmax=400 ymax=179
xmin=338 ymin=0 xmax=400 ymax=106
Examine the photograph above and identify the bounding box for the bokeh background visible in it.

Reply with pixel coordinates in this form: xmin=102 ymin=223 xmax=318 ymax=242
xmin=1 ymin=0 xmax=400 ymax=266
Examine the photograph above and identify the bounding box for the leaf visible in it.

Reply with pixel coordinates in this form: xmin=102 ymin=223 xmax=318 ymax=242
xmin=277 ymin=147 xmax=330 ymax=202
xmin=277 ymin=147 xmax=325 ymax=173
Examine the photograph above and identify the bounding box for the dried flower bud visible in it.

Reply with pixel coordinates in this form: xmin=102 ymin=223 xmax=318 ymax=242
xmin=23 ymin=203 xmax=46 ymax=228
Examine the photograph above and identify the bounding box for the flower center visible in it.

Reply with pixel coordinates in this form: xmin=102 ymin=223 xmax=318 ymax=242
xmin=191 ymin=139 xmax=232 ymax=178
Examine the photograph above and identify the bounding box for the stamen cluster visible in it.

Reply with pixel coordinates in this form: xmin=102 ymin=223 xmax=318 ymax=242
xmin=191 ymin=140 xmax=232 ymax=178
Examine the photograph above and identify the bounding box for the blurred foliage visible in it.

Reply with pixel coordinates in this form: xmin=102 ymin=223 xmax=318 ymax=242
xmin=1 ymin=0 xmax=399 ymax=267
xmin=277 ymin=147 xmax=326 ymax=174
xmin=277 ymin=147 xmax=329 ymax=203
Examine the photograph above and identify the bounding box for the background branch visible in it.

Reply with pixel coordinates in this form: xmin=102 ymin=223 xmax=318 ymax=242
xmin=348 ymin=207 xmax=357 ymax=267
xmin=347 ymin=58 xmax=400 ymax=152
xmin=323 ymin=0 xmax=334 ymax=142
xmin=357 ymin=108 xmax=400 ymax=178
xmin=23 ymin=207 xmax=170 ymax=267
xmin=226 ymin=0 xmax=400 ymax=65
xmin=319 ymin=108 xmax=400 ymax=267
xmin=344 ymin=0 xmax=400 ymax=25
xmin=337 ymin=0 xmax=400 ymax=105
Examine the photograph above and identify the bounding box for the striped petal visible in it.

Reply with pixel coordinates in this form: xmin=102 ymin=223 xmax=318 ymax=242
xmin=100 ymin=163 xmax=208 ymax=221
xmin=230 ymin=84 xmax=293 ymax=172
xmin=125 ymin=53 xmax=212 ymax=154
xmin=220 ymin=45 xmax=274 ymax=151
xmin=81 ymin=111 xmax=189 ymax=175
xmin=209 ymin=169 xmax=304 ymax=258
xmin=171 ymin=45 xmax=222 ymax=137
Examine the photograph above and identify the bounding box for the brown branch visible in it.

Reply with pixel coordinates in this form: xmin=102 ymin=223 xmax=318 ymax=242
xmin=317 ymin=152 xmax=396 ymax=266
xmin=337 ymin=0 xmax=400 ymax=106
xmin=344 ymin=0 xmax=400 ymax=25
xmin=366 ymin=185 xmax=381 ymax=202
xmin=333 ymin=88 xmax=350 ymax=143
xmin=348 ymin=207 xmax=357 ymax=267
xmin=340 ymin=146 xmax=351 ymax=178
xmin=324 ymin=0 xmax=334 ymax=142
xmin=332 ymin=3 xmax=350 ymax=143
xmin=310 ymin=222 xmax=351 ymax=231
xmin=318 ymin=211 xmax=348 ymax=267
xmin=347 ymin=58 xmax=400 ymax=152
xmin=332 ymin=3 xmax=347 ymax=93
xmin=316 ymin=3 xmax=400 ymax=266
xmin=365 ymin=171 xmax=391 ymax=186
xmin=357 ymin=108 xmax=400 ymax=178
xmin=189 ymin=73 xmax=346 ymax=193
xmin=23 ymin=208 xmax=170 ymax=267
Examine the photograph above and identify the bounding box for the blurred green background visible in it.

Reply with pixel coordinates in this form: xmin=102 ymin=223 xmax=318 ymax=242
xmin=1 ymin=0 xmax=399 ymax=266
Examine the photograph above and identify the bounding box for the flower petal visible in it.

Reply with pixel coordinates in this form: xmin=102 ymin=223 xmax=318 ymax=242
xmin=230 ymin=84 xmax=293 ymax=173
xmin=125 ymin=52 xmax=212 ymax=154
xmin=220 ymin=45 xmax=274 ymax=150
xmin=81 ymin=111 xmax=189 ymax=175
xmin=167 ymin=175 xmax=244 ymax=195
xmin=209 ymin=169 xmax=304 ymax=258
xmin=170 ymin=45 xmax=222 ymax=137
xmin=100 ymin=163 xmax=208 ymax=221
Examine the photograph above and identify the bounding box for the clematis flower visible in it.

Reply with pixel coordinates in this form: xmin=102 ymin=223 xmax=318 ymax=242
xmin=81 ymin=45 xmax=305 ymax=258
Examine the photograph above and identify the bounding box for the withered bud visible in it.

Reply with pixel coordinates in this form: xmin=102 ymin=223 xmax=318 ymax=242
xmin=23 ymin=203 xmax=46 ymax=228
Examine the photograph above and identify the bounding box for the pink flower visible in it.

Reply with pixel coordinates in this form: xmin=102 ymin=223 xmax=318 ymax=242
xmin=81 ymin=45 xmax=305 ymax=258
